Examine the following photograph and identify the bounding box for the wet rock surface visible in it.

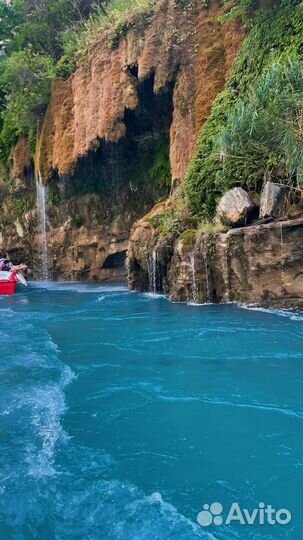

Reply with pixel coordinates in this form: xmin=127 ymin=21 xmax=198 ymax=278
xmin=128 ymin=218 xmax=303 ymax=309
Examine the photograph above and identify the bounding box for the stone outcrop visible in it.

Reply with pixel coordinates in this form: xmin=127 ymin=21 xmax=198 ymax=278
xmin=129 ymin=218 xmax=303 ymax=308
xmin=259 ymin=182 xmax=288 ymax=219
xmin=216 ymin=187 xmax=257 ymax=227
xmin=0 ymin=171 xmax=162 ymax=280
xmin=47 ymin=194 xmax=130 ymax=280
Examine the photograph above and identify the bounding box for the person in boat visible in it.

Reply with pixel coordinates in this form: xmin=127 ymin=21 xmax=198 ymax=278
xmin=0 ymin=258 xmax=27 ymax=273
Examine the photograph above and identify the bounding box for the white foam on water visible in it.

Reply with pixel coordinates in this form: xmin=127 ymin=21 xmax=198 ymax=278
xmin=237 ymin=303 xmax=303 ymax=321
xmin=0 ymin=306 xmax=14 ymax=315
xmin=24 ymin=383 xmax=70 ymax=478
xmin=60 ymin=364 xmax=77 ymax=387
xmin=143 ymin=292 xmax=165 ymax=299
xmin=187 ymin=301 xmax=215 ymax=307
xmin=0 ymin=310 xmax=76 ymax=479
xmin=54 ymin=479 xmax=213 ymax=540
xmin=29 ymin=281 xmax=129 ymax=293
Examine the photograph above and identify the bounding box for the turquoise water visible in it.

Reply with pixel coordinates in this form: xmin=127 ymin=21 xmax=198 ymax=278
xmin=0 ymin=283 xmax=302 ymax=540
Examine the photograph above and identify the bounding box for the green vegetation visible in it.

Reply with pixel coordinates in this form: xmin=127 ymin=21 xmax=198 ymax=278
xmin=196 ymin=220 xmax=227 ymax=235
xmin=149 ymin=188 xmax=198 ymax=238
xmin=148 ymin=139 xmax=172 ymax=193
xmin=0 ymin=0 xmax=98 ymax=163
xmin=0 ymin=50 xmax=56 ymax=161
xmin=63 ymin=0 xmax=154 ymax=58
xmin=185 ymin=0 xmax=303 ymax=218
xmin=179 ymin=229 xmax=196 ymax=249
xmin=216 ymin=58 xmax=303 ymax=188
xmin=219 ymin=0 xmax=260 ymax=27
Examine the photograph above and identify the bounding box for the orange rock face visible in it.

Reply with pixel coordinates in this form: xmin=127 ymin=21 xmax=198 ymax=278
xmin=194 ymin=0 xmax=247 ymax=136
xmin=35 ymin=0 xmax=246 ymax=184
xmin=12 ymin=137 xmax=32 ymax=179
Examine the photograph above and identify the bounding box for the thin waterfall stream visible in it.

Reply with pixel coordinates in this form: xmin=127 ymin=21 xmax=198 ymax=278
xmin=202 ymin=236 xmax=211 ymax=303
xmin=189 ymin=250 xmax=198 ymax=303
xmin=36 ymin=172 xmax=49 ymax=280
xmin=225 ymin=235 xmax=231 ymax=302
xmin=149 ymin=249 xmax=157 ymax=293
xmin=147 ymin=250 xmax=156 ymax=293
xmin=280 ymin=222 xmax=284 ymax=289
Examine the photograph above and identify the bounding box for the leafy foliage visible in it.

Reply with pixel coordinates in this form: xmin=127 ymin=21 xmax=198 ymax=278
xmin=149 ymin=187 xmax=198 ymax=238
xmin=185 ymin=0 xmax=303 ymax=218
xmin=0 ymin=0 xmax=101 ymax=162
xmin=0 ymin=49 xmax=56 ymax=162
xmin=216 ymin=58 xmax=303 ymax=188
xmin=0 ymin=1 xmax=102 ymax=57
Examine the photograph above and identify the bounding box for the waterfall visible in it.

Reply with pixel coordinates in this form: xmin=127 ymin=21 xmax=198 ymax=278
xmin=36 ymin=172 xmax=49 ymax=280
xmin=202 ymin=237 xmax=211 ymax=303
xmin=225 ymin=236 xmax=231 ymax=302
xmin=148 ymin=249 xmax=157 ymax=293
xmin=190 ymin=250 xmax=198 ymax=303
xmin=280 ymin=223 xmax=284 ymax=288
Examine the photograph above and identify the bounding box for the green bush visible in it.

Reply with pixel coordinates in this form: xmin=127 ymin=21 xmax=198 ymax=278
xmin=0 ymin=49 xmax=55 ymax=162
xmin=216 ymin=57 xmax=303 ymax=190
xmin=185 ymin=0 xmax=303 ymax=218
xmin=148 ymin=139 xmax=172 ymax=193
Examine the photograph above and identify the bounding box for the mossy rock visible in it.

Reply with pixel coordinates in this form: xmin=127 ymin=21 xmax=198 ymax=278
xmin=180 ymin=229 xmax=197 ymax=249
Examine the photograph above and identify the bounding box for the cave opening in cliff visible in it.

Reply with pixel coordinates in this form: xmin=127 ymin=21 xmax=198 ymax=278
xmin=50 ymin=71 xmax=175 ymax=222
xmin=102 ymin=250 xmax=127 ymax=269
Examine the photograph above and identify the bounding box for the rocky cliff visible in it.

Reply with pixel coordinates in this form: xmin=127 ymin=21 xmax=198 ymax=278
xmin=127 ymin=0 xmax=303 ymax=309
xmin=0 ymin=0 xmax=247 ymax=280
xmin=129 ymin=214 xmax=303 ymax=308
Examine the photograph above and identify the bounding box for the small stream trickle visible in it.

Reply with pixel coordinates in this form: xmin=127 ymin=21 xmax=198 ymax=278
xmin=36 ymin=172 xmax=49 ymax=280
xmin=189 ymin=250 xmax=198 ymax=303
xmin=202 ymin=237 xmax=211 ymax=303
xmin=280 ymin=222 xmax=284 ymax=288
xmin=225 ymin=236 xmax=231 ymax=302
xmin=148 ymin=249 xmax=158 ymax=293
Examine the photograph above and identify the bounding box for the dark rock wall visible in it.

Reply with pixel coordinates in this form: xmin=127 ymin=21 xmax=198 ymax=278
xmin=128 ymin=218 xmax=303 ymax=308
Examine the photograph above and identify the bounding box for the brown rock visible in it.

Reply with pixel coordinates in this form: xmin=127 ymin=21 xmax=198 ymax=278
xmin=216 ymin=187 xmax=256 ymax=227
xmin=259 ymin=182 xmax=288 ymax=219
xmin=12 ymin=137 xmax=32 ymax=179
xmin=165 ymin=218 xmax=303 ymax=308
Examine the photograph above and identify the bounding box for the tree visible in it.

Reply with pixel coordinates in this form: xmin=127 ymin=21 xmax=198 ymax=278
xmin=0 ymin=48 xmax=55 ymax=160
xmin=0 ymin=2 xmax=22 ymax=54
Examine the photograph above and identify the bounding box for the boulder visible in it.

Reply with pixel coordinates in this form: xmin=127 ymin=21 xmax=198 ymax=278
xmin=259 ymin=182 xmax=288 ymax=219
xmin=216 ymin=187 xmax=256 ymax=227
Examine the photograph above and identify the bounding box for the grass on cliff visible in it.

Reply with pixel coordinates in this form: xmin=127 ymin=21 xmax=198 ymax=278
xmin=185 ymin=0 xmax=303 ymax=218
xmin=62 ymin=0 xmax=154 ymax=61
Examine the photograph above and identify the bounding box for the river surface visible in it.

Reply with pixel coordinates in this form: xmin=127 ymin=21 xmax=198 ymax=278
xmin=0 ymin=283 xmax=302 ymax=540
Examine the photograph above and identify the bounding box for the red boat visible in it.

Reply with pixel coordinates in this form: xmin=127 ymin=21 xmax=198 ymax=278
xmin=0 ymin=271 xmax=27 ymax=295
